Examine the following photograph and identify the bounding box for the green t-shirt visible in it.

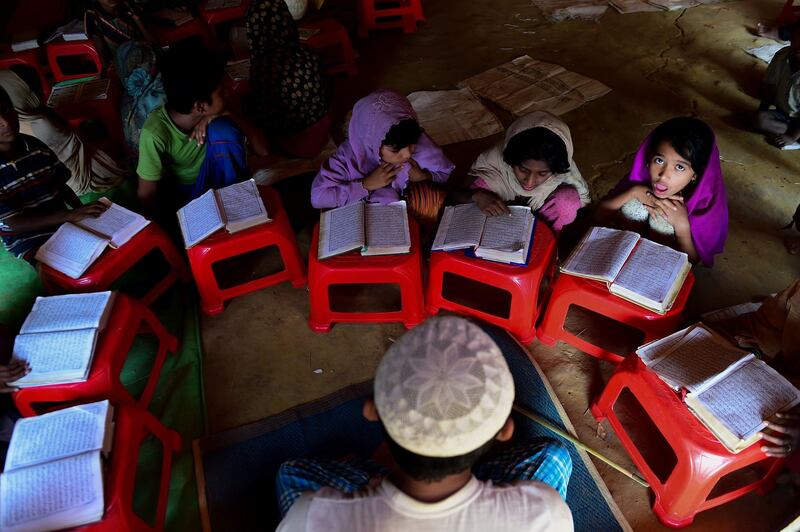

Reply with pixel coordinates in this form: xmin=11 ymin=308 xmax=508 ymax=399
xmin=137 ymin=106 xmax=206 ymax=185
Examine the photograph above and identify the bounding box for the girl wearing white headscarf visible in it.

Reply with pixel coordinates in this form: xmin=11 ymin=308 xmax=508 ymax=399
xmin=0 ymin=69 xmax=128 ymax=195
xmin=469 ymin=111 xmax=590 ymax=231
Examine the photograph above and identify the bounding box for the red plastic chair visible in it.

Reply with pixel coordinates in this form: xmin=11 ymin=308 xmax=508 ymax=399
xmin=357 ymin=0 xmax=425 ymax=37
xmin=186 ymin=186 xmax=307 ymax=316
xmin=13 ymin=294 xmax=179 ymax=417
xmin=151 ymin=17 xmax=215 ymax=48
xmin=425 ymin=221 xmax=557 ymax=344
xmin=300 ymin=19 xmax=358 ymax=77
xmin=199 ymin=0 xmax=251 ymax=39
xmin=0 ymin=47 xmax=52 ymax=99
xmin=82 ymin=404 xmax=182 ymax=531
xmin=46 ymin=40 xmax=102 ymax=83
xmin=591 ymin=355 xmax=786 ymax=528
xmin=307 ymin=218 xmax=425 ymax=331
xmin=39 ymin=223 xmax=189 ymax=306
xmin=536 ymin=272 xmax=695 ymax=363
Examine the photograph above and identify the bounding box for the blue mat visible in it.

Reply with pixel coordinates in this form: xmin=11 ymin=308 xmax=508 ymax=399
xmin=194 ymin=322 xmax=629 ymax=531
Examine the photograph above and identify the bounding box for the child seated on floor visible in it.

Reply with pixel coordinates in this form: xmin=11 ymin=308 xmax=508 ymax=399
xmin=310 ymin=89 xmax=454 ymax=223
xmin=756 ymin=22 xmax=800 ymax=149
xmin=275 ymin=316 xmax=574 ymax=532
xmin=84 ymin=0 xmax=155 ymax=65
xmin=596 ymin=117 xmax=727 ymax=267
xmin=0 ymin=87 xmax=108 ymax=264
xmin=136 ymin=46 xmax=269 ymax=215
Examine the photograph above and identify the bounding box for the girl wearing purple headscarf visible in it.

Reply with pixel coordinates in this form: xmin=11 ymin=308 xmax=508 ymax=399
xmin=310 ymin=90 xmax=454 ymax=213
xmin=597 ymin=117 xmax=728 ymax=267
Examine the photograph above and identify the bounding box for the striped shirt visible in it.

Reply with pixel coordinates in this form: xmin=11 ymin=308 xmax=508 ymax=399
xmin=0 ymin=135 xmax=70 ymax=260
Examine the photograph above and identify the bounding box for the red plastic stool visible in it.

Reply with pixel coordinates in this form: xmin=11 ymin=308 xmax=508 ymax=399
xmin=46 ymin=40 xmax=102 ymax=83
xmin=357 ymin=0 xmax=425 ymax=37
xmin=151 ymin=17 xmax=215 ymax=48
xmin=426 ymin=221 xmax=557 ymax=344
xmin=50 ymin=78 xmax=125 ymax=150
xmin=307 ymin=218 xmax=425 ymax=331
xmin=186 ymin=186 xmax=307 ymax=316
xmin=200 ymin=0 xmax=251 ymax=39
xmin=39 ymin=223 xmax=189 ymax=306
xmin=83 ymin=404 xmax=182 ymax=531
xmin=300 ymin=19 xmax=358 ymax=77
xmin=0 ymin=47 xmax=52 ymax=99
xmin=591 ymin=355 xmax=786 ymax=528
xmin=536 ymin=272 xmax=695 ymax=363
xmin=13 ymin=294 xmax=179 ymax=417
xmin=778 ymin=0 xmax=800 ymax=23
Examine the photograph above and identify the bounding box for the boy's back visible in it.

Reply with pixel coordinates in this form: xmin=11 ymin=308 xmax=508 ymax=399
xmin=136 ymin=106 xmax=206 ymax=187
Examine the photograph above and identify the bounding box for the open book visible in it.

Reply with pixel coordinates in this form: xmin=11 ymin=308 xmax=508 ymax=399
xmin=35 ymin=199 xmax=149 ymax=279
xmin=10 ymin=291 xmax=114 ymax=388
xmin=0 ymin=401 xmax=112 ymax=532
xmin=46 ymin=79 xmax=110 ymax=109
xmin=561 ymin=226 xmax=690 ymax=314
xmin=149 ymin=7 xmax=194 ymax=26
xmin=177 ymin=179 xmax=271 ymax=248
xmin=44 ymin=19 xmax=88 ymax=43
xmin=318 ymin=201 xmax=411 ymax=259
xmin=637 ymin=324 xmax=800 ymax=453
xmin=432 ymin=204 xmax=535 ymax=264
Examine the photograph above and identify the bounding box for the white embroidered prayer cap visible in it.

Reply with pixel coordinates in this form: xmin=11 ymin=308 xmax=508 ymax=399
xmin=374 ymin=316 xmax=515 ymax=458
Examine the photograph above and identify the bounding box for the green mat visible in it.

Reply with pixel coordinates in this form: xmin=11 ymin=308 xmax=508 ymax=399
xmin=0 ymin=178 xmax=205 ymax=531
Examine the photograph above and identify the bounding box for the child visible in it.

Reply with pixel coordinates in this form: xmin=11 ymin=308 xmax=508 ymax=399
xmin=276 ymin=317 xmax=573 ymax=531
xmin=84 ymin=0 xmax=154 ymax=64
xmin=0 ymin=87 xmax=108 ymax=263
xmin=136 ymin=47 xmax=268 ymax=213
xmin=310 ymin=90 xmax=454 ymax=218
xmin=756 ymin=22 xmax=800 ymax=149
xmin=597 ymin=117 xmax=727 ymax=267
xmin=467 ymin=112 xmax=590 ymax=231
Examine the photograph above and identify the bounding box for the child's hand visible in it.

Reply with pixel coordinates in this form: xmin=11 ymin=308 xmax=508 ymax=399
xmin=768 ymin=133 xmax=798 ymax=149
xmin=0 ymin=360 xmax=29 ymax=392
xmin=66 ymin=201 xmax=109 ymax=222
xmin=760 ymin=411 xmax=800 ymax=457
xmin=628 ymin=185 xmax=652 ymax=205
xmin=472 ymin=190 xmax=510 ymax=216
xmin=191 ymin=114 xmax=224 ymax=146
xmin=363 ymin=162 xmax=400 ymax=191
xmin=406 ymin=158 xmax=430 ymax=183
xmin=644 ymin=193 xmax=689 ymax=233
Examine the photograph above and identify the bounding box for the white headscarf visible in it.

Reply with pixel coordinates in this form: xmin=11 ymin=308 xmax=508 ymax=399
xmin=469 ymin=111 xmax=591 ymax=211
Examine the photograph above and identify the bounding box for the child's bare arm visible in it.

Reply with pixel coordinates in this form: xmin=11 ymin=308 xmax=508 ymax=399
xmin=2 ymin=203 xmax=107 ymax=233
xmin=137 ymin=178 xmax=160 ymax=217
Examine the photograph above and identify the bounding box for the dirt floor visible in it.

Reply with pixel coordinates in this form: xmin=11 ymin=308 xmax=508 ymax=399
xmin=202 ymin=0 xmax=800 ymax=530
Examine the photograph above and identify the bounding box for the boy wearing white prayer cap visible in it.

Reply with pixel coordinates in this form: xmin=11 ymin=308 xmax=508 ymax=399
xmin=276 ymin=316 xmax=574 ymax=531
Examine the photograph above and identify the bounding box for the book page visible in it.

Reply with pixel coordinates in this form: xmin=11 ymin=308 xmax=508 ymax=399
xmin=561 ymin=226 xmax=639 ymax=282
xmin=648 ymin=326 xmax=750 ymax=392
xmin=692 ymin=359 xmax=800 ymax=441
xmin=35 ymin=224 xmax=107 ymax=277
xmin=612 ymin=238 xmax=687 ymax=304
xmin=636 ymin=325 xmax=693 ymax=365
xmin=319 ymin=202 xmax=366 ymax=258
xmin=76 ymin=200 xmax=145 ymax=242
xmin=177 ymin=189 xmax=224 ymax=247
xmin=478 ymin=206 xmax=531 ymax=252
xmin=701 ymin=301 xmax=764 ymax=323
xmin=432 ymin=204 xmax=485 ymax=251
xmin=20 ymin=292 xmax=112 ymax=335
xmin=0 ymin=452 xmax=103 ymax=531
xmin=5 ymin=401 xmax=109 ymax=471
xmin=11 ymin=329 xmax=96 ymax=381
xmin=218 ymin=180 xmax=268 ymax=224
xmin=365 ymin=202 xmax=411 ymax=250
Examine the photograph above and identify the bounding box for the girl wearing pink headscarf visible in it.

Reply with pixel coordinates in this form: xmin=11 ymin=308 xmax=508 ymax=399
xmin=597 ymin=117 xmax=728 ymax=267
xmin=310 ymin=90 xmax=454 ymax=214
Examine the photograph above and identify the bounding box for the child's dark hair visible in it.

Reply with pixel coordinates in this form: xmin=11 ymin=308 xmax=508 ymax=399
xmin=382 ymin=119 xmax=423 ymax=150
xmin=383 ymin=427 xmax=496 ymax=482
xmin=503 ymin=127 xmax=570 ymax=174
xmin=161 ymin=46 xmax=225 ymax=115
xmin=646 ymin=117 xmax=714 ymax=199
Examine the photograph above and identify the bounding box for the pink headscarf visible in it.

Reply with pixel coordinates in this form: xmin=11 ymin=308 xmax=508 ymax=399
xmin=617 ymin=125 xmax=728 ymax=267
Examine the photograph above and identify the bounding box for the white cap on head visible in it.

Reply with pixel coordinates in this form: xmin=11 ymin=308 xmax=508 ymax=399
xmin=374 ymin=316 xmax=515 ymax=458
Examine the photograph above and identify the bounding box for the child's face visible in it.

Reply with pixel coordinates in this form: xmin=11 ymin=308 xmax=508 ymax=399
xmin=380 ymin=144 xmax=415 ymax=165
xmin=0 ymin=100 xmax=19 ymax=144
xmin=513 ymin=159 xmax=553 ymax=191
xmin=648 ymin=141 xmax=695 ymax=198
xmin=197 ymin=86 xmax=226 ymax=117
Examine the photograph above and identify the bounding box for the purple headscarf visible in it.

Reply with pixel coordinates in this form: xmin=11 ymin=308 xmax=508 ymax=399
xmin=311 ymin=89 xmax=455 ymax=208
xmin=615 ymin=127 xmax=728 ymax=267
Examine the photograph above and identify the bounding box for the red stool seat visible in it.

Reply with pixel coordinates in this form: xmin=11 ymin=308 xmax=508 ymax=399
xmin=200 ymin=0 xmax=251 ymax=37
xmin=778 ymin=0 xmax=800 ymax=23
xmin=13 ymin=294 xmax=179 ymax=417
xmin=151 ymin=17 xmax=214 ymax=48
xmin=357 ymin=0 xmax=425 ymax=37
xmin=186 ymin=186 xmax=307 ymax=316
xmin=50 ymin=77 xmax=125 ymax=152
xmin=46 ymin=40 xmax=102 ymax=83
xmin=0 ymin=47 xmax=52 ymax=99
xmin=591 ymin=355 xmax=785 ymax=528
xmin=82 ymin=404 xmax=182 ymax=531
xmin=425 ymin=221 xmax=557 ymax=344
xmin=307 ymin=218 xmax=424 ymax=331
xmin=300 ymin=19 xmax=358 ymax=77
xmin=536 ymin=272 xmax=695 ymax=363
xmin=39 ymin=223 xmax=189 ymax=306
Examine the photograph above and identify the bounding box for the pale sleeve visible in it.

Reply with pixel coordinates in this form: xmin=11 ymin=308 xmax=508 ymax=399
xmin=276 ymin=493 xmax=313 ymax=532
xmin=310 ymin=143 xmax=370 ymax=209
